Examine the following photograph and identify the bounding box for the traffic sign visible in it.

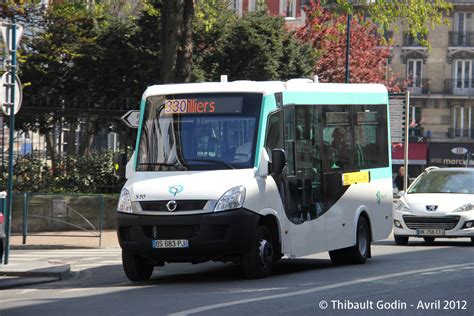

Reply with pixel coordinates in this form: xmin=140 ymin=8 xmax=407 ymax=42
xmin=1 ymin=22 xmax=23 ymax=50
xmin=0 ymin=72 xmax=22 ymax=115
xmin=121 ymin=110 xmax=140 ymax=128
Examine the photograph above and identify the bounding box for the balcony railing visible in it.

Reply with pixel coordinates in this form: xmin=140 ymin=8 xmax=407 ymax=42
xmin=445 ymin=79 xmax=474 ymax=96
xmin=402 ymin=33 xmax=427 ymax=47
xmin=395 ymin=78 xmax=430 ymax=94
xmin=448 ymin=32 xmax=474 ymax=47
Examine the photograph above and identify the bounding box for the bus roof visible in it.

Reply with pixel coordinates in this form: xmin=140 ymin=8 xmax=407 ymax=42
xmin=143 ymin=81 xmax=286 ymax=98
xmin=142 ymin=80 xmax=388 ymax=99
xmin=284 ymin=81 xmax=388 ymax=94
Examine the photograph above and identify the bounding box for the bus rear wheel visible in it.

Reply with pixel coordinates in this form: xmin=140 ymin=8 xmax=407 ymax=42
xmin=329 ymin=217 xmax=371 ymax=265
xmin=122 ymin=251 xmax=154 ymax=282
xmin=242 ymin=225 xmax=274 ymax=279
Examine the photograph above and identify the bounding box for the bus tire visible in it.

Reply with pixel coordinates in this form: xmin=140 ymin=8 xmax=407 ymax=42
xmin=423 ymin=237 xmax=435 ymax=244
xmin=242 ymin=225 xmax=274 ymax=279
xmin=122 ymin=251 xmax=154 ymax=282
xmin=394 ymin=235 xmax=409 ymax=245
xmin=329 ymin=217 xmax=371 ymax=265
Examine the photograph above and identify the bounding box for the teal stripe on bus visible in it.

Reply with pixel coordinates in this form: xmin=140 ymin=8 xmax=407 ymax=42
xmin=254 ymin=94 xmax=278 ymax=167
xmin=283 ymin=91 xmax=388 ymax=105
xmin=134 ymin=98 xmax=147 ymax=170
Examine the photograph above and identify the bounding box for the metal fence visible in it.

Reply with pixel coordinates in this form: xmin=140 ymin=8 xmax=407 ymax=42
xmin=15 ymin=193 xmax=105 ymax=247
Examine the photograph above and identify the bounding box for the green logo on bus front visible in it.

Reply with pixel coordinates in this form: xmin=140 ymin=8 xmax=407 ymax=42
xmin=168 ymin=185 xmax=184 ymax=196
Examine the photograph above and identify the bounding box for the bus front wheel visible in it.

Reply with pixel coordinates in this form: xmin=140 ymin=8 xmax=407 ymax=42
xmin=242 ymin=225 xmax=274 ymax=279
xmin=329 ymin=217 xmax=371 ymax=265
xmin=122 ymin=251 xmax=154 ymax=282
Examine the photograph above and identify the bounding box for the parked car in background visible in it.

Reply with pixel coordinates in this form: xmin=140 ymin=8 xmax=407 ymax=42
xmin=393 ymin=167 xmax=474 ymax=245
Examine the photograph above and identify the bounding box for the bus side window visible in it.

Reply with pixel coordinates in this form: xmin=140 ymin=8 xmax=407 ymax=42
xmin=265 ymin=110 xmax=283 ymax=156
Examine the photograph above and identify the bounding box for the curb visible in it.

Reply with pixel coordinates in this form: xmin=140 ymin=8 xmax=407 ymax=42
xmin=0 ymin=264 xmax=71 ymax=289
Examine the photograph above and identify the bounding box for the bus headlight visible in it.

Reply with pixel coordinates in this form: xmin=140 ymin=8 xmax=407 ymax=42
xmin=117 ymin=189 xmax=133 ymax=213
xmin=214 ymin=186 xmax=246 ymax=212
xmin=393 ymin=199 xmax=411 ymax=213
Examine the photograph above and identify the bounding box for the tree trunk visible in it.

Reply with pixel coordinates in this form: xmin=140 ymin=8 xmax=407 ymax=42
xmin=44 ymin=130 xmax=57 ymax=176
xmin=78 ymin=117 xmax=97 ymax=156
xmin=175 ymin=0 xmax=194 ymax=83
xmin=66 ymin=121 xmax=78 ymax=156
xmin=160 ymin=0 xmax=185 ymax=83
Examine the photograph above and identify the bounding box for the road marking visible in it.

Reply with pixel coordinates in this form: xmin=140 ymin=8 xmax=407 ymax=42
xmin=228 ymin=287 xmax=289 ymax=294
xmin=420 ymin=272 xmax=439 ymax=275
xmin=170 ymin=263 xmax=474 ymax=316
xmin=16 ymin=289 xmax=36 ymax=295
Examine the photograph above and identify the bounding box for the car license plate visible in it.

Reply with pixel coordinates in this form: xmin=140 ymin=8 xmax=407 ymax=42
xmin=152 ymin=239 xmax=189 ymax=249
xmin=417 ymin=229 xmax=445 ymax=236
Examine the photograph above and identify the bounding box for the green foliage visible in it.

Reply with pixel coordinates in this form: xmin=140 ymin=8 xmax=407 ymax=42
xmin=0 ymin=152 xmax=124 ymax=194
xmin=194 ymin=11 xmax=314 ymax=82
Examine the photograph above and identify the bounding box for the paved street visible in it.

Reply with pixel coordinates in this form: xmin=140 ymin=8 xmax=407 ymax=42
xmin=0 ymin=237 xmax=473 ymax=316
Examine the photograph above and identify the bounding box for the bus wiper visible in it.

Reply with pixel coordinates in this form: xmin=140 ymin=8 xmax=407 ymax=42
xmin=137 ymin=163 xmax=188 ymax=171
xmin=186 ymin=159 xmax=235 ymax=169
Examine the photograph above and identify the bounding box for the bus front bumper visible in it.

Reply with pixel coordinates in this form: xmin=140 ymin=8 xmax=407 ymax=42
xmin=117 ymin=208 xmax=260 ymax=264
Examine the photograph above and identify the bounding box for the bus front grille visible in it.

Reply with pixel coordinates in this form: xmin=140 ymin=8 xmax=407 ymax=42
xmin=140 ymin=200 xmax=208 ymax=212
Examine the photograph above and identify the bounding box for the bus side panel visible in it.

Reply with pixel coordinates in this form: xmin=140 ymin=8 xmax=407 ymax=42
xmin=369 ymin=170 xmax=393 ymax=241
xmin=325 ymin=183 xmax=370 ymax=251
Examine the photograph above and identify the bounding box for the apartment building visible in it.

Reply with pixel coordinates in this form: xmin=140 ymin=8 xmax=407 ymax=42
xmin=389 ymin=0 xmax=474 ymax=171
xmin=230 ymin=0 xmax=306 ymax=27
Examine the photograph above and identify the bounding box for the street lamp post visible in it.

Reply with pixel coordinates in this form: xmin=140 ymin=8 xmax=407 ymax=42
xmin=345 ymin=13 xmax=352 ymax=83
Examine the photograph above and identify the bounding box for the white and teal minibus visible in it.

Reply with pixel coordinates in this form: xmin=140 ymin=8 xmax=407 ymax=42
xmin=116 ymin=79 xmax=393 ymax=280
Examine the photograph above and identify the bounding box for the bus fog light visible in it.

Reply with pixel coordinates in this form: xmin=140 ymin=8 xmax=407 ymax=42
xmin=394 ymin=220 xmax=402 ymax=228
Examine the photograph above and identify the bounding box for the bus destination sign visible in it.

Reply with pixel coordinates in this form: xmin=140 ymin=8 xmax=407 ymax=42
xmin=163 ymin=96 xmax=242 ymax=115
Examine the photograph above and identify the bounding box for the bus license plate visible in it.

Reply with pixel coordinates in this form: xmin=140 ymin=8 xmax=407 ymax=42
xmin=417 ymin=229 xmax=445 ymax=236
xmin=152 ymin=239 xmax=189 ymax=249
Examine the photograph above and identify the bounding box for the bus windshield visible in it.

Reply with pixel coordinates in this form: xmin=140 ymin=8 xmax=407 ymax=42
xmin=136 ymin=93 xmax=262 ymax=171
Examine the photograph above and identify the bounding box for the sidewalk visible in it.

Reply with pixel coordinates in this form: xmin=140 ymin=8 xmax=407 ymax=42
xmin=0 ymin=230 xmax=119 ymax=289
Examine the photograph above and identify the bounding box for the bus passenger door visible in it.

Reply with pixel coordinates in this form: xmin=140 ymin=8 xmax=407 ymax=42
xmin=284 ymin=105 xmax=326 ymax=257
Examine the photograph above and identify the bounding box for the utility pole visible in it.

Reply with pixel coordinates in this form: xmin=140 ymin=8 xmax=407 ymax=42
xmin=1 ymin=17 xmax=23 ymax=264
xmin=345 ymin=13 xmax=351 ymax=83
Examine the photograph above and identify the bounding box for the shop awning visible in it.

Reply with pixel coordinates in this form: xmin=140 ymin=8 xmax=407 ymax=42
xmin=392 ymin=143 xmax=428 ymax=165
xmin=427 ymin=142 xmax=474 ymax=167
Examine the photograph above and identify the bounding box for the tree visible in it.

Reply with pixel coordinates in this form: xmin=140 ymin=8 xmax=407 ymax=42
xmin=194 ymin=10 xmax=314 ymax=82
xmin=327 ymin=0 xmax=452 ymax=47
xmin=158 ymin=0 xmax=194 ymax=83
xmin=297 ymin=0 xmax=398 ymax=89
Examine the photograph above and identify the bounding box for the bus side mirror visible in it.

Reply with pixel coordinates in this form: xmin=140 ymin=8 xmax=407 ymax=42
xmin=114 ymin=153 xmax=127 ymax=179
xmin=271 ymin=149 xmax=286 ymax=174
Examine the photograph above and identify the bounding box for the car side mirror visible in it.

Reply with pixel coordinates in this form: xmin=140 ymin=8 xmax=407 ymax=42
xmin=397 ymin=191 xmax=405 ymax=198
xmin=113 ymin=153 xmax=127 ymax=179
xmin=271 ymin=148 xmax=286 ymax=174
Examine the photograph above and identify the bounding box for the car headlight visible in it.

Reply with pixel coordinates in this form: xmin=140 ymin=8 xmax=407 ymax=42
xmin=393 ymin=199 xmax=411 ymax=213
xmin=117 ymin=188 xmax=133 ymax=213
xmin=214 ymin=186 xmax=246 ymax=212
xmin=454 ymin=203 xmax=474 ymax=213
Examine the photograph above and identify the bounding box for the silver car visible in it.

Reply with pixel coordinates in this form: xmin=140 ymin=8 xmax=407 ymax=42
xmin=393 ymin=167 xmax=474 ymax=245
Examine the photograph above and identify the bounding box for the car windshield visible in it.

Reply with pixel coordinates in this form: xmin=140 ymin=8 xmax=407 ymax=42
xmin=407 ymin=170 xmax=474 ymax=194
xmin=136 ymin=93 xmax=262 ymax=171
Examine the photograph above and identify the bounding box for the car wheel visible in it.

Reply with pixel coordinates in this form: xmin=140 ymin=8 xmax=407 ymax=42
xmin=394 ymin=235 xmax=409 ymax=245
xmin=122 ymin=251 xmax=154 ymax=282
xmin=242 ymin=225 xmax=274 ymax=279
xmin=329 ymin=217 xmax=371 ymax=265
xmin=423 ymin=237 xmax=435 ymax=244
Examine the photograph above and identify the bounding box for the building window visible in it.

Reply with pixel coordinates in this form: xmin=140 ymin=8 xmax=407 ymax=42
xmin=453 ymin=59 xmax=474 ymax=94
xmin=453 ymin=106 xmax=474 ymax=138
xmin=280 ymin=0 xmax=296 ymax=18
xmin=230 ymin=0 xmax=243 ymax=16
xmin=407 ymin=59 xmax=423 ymax=94
xmin=454 ymin=12 xmax=474 ymax=46
xmin=248 ymin=0 xmax=266 ymax=12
